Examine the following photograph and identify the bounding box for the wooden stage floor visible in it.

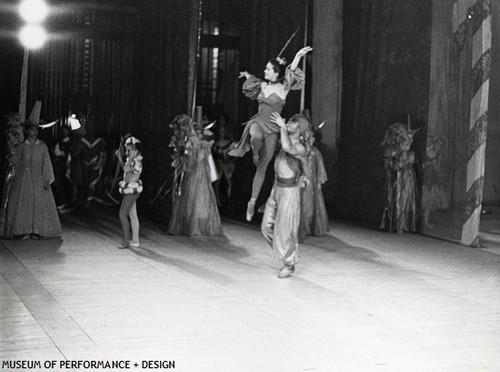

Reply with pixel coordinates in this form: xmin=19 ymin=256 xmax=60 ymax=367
xmin=1 ymin=209 xmax=499 ymax=371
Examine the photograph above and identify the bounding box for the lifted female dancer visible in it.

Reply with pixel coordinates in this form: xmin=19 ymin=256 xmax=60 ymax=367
xmin=229 ymin=46 xmax=312 ymax=221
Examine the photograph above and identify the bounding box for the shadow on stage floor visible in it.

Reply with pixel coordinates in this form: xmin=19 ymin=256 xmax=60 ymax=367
xmin=303 ymin=234 xmax=397 ymax=270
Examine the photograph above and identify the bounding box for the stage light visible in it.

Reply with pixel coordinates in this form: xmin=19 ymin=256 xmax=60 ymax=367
xmin=19 ymin=24 xmax=47 ymax=49
xmin=19 ymin=0 xmax=49 ymax=23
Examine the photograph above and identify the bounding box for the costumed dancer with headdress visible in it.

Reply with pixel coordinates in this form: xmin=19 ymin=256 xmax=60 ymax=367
xmin=421 ymin=135 xmax=448 ymax=228
xmin=0 ymin=101 xmax=62 ymax=239
xmin=80 ymin=117 xmax=107 ymax=207
xmin=67 ymin=119 xmax=86 ymax=210
xmin=261 ymin=112 xmax=310 ymax=278
xmin=106 ymin=132 xmax=132 ymax=205
xmin=228 ymin=46 xmax=312 ymax=221
xmin=116 ymin=136 xmax=143 ymax=249
xmin=167 ymin=115 xmax=221 ymax=236
xmin=380 ymin=121 xmax=420 ymax=233
xmin=53 ymin=125 xmax=74 ymax=207
xmin=212 ymin=113 xmax=235 ymax=206
xmin=0 ymin=113 xmax=24 ymax=234
xmin=299 ymin=123 xmax=329 ymax=241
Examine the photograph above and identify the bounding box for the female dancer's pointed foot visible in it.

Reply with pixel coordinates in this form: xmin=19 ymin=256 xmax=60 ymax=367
xmin=246 ymin=199 xmax=256 ymax=221
xmin=129 ymin=241 xmax=140 ymax=248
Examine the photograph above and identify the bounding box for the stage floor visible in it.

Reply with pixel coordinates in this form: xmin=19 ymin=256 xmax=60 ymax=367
xmin=1 ymin=210 xmax=499 ymax=371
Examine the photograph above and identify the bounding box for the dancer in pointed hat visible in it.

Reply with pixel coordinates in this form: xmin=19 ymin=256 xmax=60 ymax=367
xmin=228 ymin=45 xmax=312 ymax=222
xmin=0 ymin=101 xmax=62 ymax=239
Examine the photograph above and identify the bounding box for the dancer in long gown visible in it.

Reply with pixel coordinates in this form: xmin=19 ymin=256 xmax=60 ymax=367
xmin=380 ymin=123 xmax=420 ymax=233
xmin=229 ymin=46 xmax=312 ymax=221
xmin=261 ymin=113 xmax=310 ymax=278
xmin=168 ymin=115 xmax=221 ymax=236
xmin=299 ymin=132 xmax=329 ymax=241
xmin=0 ymin=118 xmax=62 ymax=239
xmin=53 ymin=125 xmax=74 ymax=208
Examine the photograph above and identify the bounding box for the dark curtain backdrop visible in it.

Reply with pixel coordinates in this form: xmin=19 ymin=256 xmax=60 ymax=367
xmin=311 ymin=0 xmax=342 ymax=212
xmin=28 ymin=38 xmax=134 ymax=135
xmin=26 ymin=3 xmax=137 ymax=130
xmin=229 ymin=0 xmax=309 ymax=221
xmin=423 ymin=0 xmax=491 ymax=246
xmin=0 ymin=41 xmax=22 ymax=118
xmin=336 ymin=0 xmax=432 ymax=225
xmin=0 ymin=38 xmax=23 ymax=200
xmin=133 ymin=0 xmax=195 ymax=222
xmin=22 ymin=1 xmax=197 ymax=223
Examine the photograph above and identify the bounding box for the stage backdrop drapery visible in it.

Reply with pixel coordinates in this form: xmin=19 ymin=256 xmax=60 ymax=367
xmin=22 ymin=0 xmax=201 ymax=222
xmin=132 ymin=0 xmax=197 ymax=221
xmin=27 ymin=4 xmax=138 ymax=132
xmin=311 ymin=0 xmax=342 ymax=209
xmin=423 ymin=0 xmax=492 ymax=246
xmin=336 ymin=0 xmax=433 ymax=225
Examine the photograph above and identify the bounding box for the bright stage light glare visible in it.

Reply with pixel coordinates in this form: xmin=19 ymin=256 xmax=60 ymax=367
xmin=19 ymin=0 xmax=49 ymax=23
xmin=19 ymin=24 xmax=47 ymax=49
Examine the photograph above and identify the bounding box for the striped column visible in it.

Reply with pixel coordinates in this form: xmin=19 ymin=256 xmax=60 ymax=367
xmin=453 ymin=0 xmax=491 ymax=246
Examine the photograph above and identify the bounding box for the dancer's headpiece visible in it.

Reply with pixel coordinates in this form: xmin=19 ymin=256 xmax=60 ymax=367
xmin=276 ymin=26 xmax=300 ymax=63
xmin=125 ymin=136 xmax=141 ymax=145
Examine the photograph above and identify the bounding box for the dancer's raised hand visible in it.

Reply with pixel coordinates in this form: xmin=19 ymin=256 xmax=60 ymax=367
xmin=295 ymin=46 xmax=313 ymax=59
xmin=270 ymin=112 xmax=286 ymax=128
xmin=239 ymin=71 xmax=251 ymax=79
xmin=290 ymin=46 xmax=313 ymax=70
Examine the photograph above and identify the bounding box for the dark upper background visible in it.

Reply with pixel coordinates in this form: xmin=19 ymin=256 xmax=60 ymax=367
xmin=2 ymin=0 xmax=498 ymax=233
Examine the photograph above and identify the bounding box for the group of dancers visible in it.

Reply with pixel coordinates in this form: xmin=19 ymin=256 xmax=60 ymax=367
xmin=0 ymin=45 xmax=329 ymax=279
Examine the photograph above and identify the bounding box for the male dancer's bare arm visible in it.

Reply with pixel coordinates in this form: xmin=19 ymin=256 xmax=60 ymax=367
xmin=279 ymin=126 xmax=306 ymax=156
xmin=270 ymin=112 xmax=306 ymax=157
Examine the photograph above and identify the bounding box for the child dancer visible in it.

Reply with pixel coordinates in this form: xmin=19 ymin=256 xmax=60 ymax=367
xmin=117 ymin=136 xmax=143 ymax=248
